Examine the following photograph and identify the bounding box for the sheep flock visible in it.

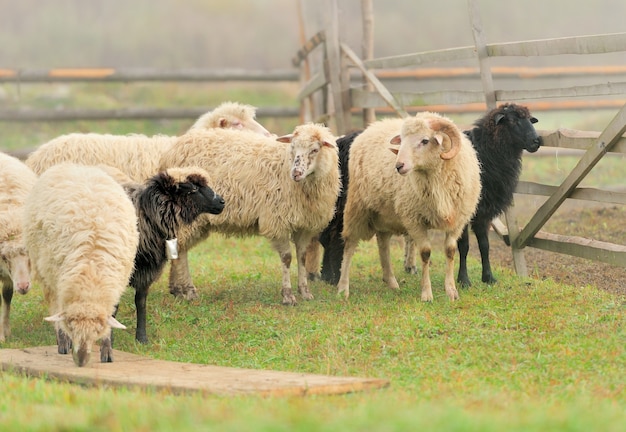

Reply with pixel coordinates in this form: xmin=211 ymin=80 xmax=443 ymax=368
xmin=3 ymin=99 xmax=541 ymax=367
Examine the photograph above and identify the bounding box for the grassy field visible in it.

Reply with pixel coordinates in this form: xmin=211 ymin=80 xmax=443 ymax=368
xmin=1 ymin=83 xmax=625 ymax=430
xmin=1 ymin=235 xmax=625 ymax=431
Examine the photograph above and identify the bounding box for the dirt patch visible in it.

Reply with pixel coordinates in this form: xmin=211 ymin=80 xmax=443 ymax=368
xmin=484 ymin=197 xmax=626 ymax=296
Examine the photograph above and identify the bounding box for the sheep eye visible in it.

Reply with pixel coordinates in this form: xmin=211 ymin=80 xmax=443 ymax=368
xmin=421 ymin=138 xmax=430 ymax=145
xmin=187 ymin=185 xmax=199 ymax=195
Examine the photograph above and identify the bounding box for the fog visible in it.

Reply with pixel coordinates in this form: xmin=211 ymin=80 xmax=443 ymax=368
xmin=2 ymin=0 xmax=625 ymax=69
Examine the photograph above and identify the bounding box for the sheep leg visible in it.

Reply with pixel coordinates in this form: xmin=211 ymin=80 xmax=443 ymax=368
xmin=337 ymin=238 xmax=359 ymax=299
xmin=56 ymin=327 xmax=72 ymax=355
xmin=271 ymin=238 xmax=297 ymax=306
xmin=376 ymin=232 xmax=399 ymax=289
xmin=0 ymin=280 xmax=13 ymax=341
xmin=403 ymin=235 xmax=417 ymax=274
xmin=100 ymin=330 xmax=114 ymax=363
xmin=456 ymin=225 xmax=472 ymax=287
xmin=304 ymin=236 xmax=322 ymax=281
xmin=408 ymin=230 xmax=433 ymax=302
xmin=295 ymin=232 xmax=315 ymax=301
xmin=474 ymin=222 xmax=497 ymax=284
xmin=168 ymin=250 xmax=198 ymax=300
xmin=444 ymin=233 xmax=460 ymax=301
xmin=319 ymin=220 xmax=344 ymax=286
xmin=134 ymin=286 xmax=149 ymax=344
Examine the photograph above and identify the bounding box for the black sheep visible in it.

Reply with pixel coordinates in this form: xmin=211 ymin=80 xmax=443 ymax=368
xmin=456 ymin=103 xmax=542 ymax=287
xmin=119 ymin=167 xmax=225 ymax=343
xmin=319 ymin=130 xmax=362 ymax=285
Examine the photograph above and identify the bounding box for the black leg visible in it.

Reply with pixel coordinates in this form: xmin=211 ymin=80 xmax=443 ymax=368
xmin=457 ymin=225 xmax=471 ymax=287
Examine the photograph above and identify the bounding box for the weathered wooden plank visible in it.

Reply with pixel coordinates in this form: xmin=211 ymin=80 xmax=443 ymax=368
xmin=0 ymin=68 xmax=299 ymax=83
xmin=497 ymin=82 xmax=626 ymax=101
xmin=296 ymin=70 xmax=328 ymax=100
xmin=350 ymin=88 xmax=484 ymax=109
xmin=0 ymin=346 xmax=389 ymax=397
xmin=292 ymin=31 xmax=326 ymax=67
xmin=514 ymin=103 xmax=626 ymax=249
xmin=468 ymin=0 xmax=496 ymax=109
xmin=536 ymin=128 xmax=626 ymax=153
xmin=487 ymin=32 xmax=626 ymax=57
xmin=529 ymin=232 xmax=626 ymax=267
xmin=341 ymin=44 xmax=409 ymax=118
xmin=515 ymin=181 xmax=626 ymax=205
xmin=325 ymin=0 xmax=348 ymax=133
xmin=363 ymin=46 xmax=477 ymax=70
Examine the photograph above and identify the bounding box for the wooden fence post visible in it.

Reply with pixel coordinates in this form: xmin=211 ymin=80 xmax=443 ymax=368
xmin=467 ymin=0 xmax=528 ymax=277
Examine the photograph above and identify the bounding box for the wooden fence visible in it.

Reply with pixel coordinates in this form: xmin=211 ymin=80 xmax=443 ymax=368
xmin=294 ymin=0 xmax=626 ymax=274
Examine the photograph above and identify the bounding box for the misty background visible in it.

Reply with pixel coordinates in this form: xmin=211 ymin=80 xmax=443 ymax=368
xmin=2 ymin=0 xmax=625 ymax=70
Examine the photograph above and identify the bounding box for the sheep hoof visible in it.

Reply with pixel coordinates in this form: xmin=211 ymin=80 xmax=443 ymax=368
xmin=282 ymin=296 xmax=297 ymax=306
xmin=100 ymin=346 xmax=114 ymax=363
xmin=482 ymin=275 xmax=497 ymax=285
xmin=307 ymin=272 xmax=321 ymax=281
xmin=170 ymin=284 xmax=198 ymax=300
xmin=300 ymin=291 xmax=314 ymax=301
xmin=457 ymin=277 xmax=472 ymax=288
xmin=404 ymin=266 xmax=417 ymax=275
xmin=421 ymin=293 xmax=434 ymax=302
xmin=57 ymin=330 xmax=72 ymax=354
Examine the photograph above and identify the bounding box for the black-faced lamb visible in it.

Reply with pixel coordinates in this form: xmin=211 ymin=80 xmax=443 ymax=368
xmin=120 ymin=166 xmax=225 ymax=343
xmin=337 ymin=113 xmax=481 ymax=301
xmin=25 ymin=101 xmax=271 ymax=182
xmin=0 ymin=152 xmax=37 ymax=342
xmin=455 ymin=103 xmax=542 ymax=286
xmin=23 ymin=164 xmax=139 ymax=367
xmin=158 ymin=124 xmax=340 ymax=305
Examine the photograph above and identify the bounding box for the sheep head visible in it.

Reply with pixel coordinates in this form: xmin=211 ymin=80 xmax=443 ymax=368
xmin=492 ymin=103 xmax=543 ymax=153
xmin=391 ymin=116 xmax=462 ymax=175
xmin=277 ymin=123 xmax=337 ymax=182
xmin=0 ymin=239 xmax=31 ymax=295
xmin=190 ymin=101 xmax=272 ymax=137
xmin=45 ymin=307 xmax=126 ymax=367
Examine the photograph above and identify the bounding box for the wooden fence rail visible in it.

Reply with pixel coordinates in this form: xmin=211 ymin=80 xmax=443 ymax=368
xmin=294 ymin=0 xmax=626 ymax=275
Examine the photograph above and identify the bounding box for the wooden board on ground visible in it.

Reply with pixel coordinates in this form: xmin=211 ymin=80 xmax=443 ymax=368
xmin=0 ymin=346 xmax=389 ymax=397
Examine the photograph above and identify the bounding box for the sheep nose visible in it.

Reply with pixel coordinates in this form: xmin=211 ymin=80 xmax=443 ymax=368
xmin=395 ymin=162 xmax=404 ymax=173
xmin=17 ymin=281 xmax=30 ymax=294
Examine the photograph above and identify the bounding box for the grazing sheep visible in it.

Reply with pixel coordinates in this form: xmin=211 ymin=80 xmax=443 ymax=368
xmin=23 ymin=164 xmax=139 ymax=367
xmin=337 ymin=113 xmax=481 ymax=301
xmin=25 ymin=101 xmax=271 ymax=182
xmin=455 ymin=103 xmax=542 ymax=286
xmin=159 ymin=124 xmax=340 ymax=305
xmin=121 ymin=166 xmax=225 ymax=344
xmin=0 ymin=152 xmax=37 ymax=342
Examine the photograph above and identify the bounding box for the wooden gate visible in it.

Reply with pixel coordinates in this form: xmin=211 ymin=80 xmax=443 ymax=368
xmin=294 ymin=0 xmax=626 ymax=275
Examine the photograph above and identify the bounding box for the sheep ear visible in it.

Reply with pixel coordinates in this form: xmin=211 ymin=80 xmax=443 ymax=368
xmin=322 ymin=140 xmax=335 ymax=148
xmin=276 ymin=134 xmax=293 ymax=143
xmin=390 ymin=135 xmax=401 ymax=144
xmin=494 ymin=113 xmax=505 ymax=125
xmin=44 ymin=312 xmax=65 ymax=323
xmin=108 ymin=316 xmax=127 ymax=330
xmin=433 ymin=133 xmax=444 ymax=147
xmin=530 ymin=116 xmax=538 ymax=124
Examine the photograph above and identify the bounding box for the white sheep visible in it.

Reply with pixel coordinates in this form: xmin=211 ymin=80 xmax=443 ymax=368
xmin=0 ymin=152 xmax=37 ymax=342
xmin=23 ymin=163 xmax=139 ymax=367
xmin=159 ymin=124 xmax=340 ymax=305
xmin=25 ymin=101 xmax=272 ymax=182
xmin=337 ymin=113 xmax=481 ymax=301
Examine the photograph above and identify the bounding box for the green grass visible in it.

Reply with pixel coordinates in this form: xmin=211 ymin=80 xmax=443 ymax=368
xmin=2 ymin=235 xmax=625 ymax=431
